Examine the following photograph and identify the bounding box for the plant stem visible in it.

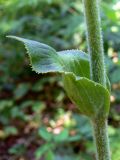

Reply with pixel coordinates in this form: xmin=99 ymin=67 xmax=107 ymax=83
xmin=82 ymin=0 xmax=111 ymax=159
xmin=92 ymin=118 xmax=111 ymax=160
xmin=83 ymin=0 xmax=106 ymax=87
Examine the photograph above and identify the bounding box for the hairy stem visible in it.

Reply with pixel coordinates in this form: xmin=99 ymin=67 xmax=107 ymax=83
xmin=92 ymin=118 xmax=111 ymax=160
xmin=82 ymin=0 xmax=111 ymax=159
xmin=83 ymin=0 xmax=106 ymax=87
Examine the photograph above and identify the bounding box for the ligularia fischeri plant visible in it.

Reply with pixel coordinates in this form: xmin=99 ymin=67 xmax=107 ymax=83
xmin=7 ymin=0 xmax=111 ymax=160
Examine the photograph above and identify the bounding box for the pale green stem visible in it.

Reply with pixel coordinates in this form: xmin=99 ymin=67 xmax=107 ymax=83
xmin=82 ymin=0 xmax=111 ymax=160
xmin=83 ymin=0 xmax=106 ymax=86
xmin=92 ymin=118 xmax=111 ymax=160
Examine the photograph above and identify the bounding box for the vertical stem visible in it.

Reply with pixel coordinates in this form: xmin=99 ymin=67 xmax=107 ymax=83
xmin=82 ymin=0 xmax=111 ymax=160
xmin=83 ymin=0 xmax=106 ymax=87
xmin=92 ymin=118 xmax=111 ymax=160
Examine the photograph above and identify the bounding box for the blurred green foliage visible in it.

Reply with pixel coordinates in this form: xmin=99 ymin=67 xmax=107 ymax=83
xmin=0 ymin=0 xmax=120 ymax=160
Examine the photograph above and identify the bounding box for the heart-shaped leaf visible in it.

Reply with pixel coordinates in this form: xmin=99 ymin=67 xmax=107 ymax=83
xmin=7 ymin=36 xmax=110 ymax=118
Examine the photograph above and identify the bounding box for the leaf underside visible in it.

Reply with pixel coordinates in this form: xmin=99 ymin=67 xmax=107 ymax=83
xmin=7 ymin=36 xmax=110 ymax=118
xmin=63 ymin=73 xmax=110 ymax=118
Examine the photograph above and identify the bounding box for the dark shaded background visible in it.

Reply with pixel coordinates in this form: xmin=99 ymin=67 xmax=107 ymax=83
xmin=0 ymin=0 xmax=120 ymax=160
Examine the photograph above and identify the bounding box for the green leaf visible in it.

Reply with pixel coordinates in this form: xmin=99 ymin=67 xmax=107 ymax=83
xmin=7 ymin=36 xmax=89 ymax=78
xmin=54 ymin=129 xmax=69 ymax=142
xmin=14 ymin=83 xmax=30 ymax=100
xmin=35 ymin=143 xmax=54 ymax=159
xmin=4 ymin=126 xmax=18 ymax=136
xmin=58 ymin=50 xmax=90 ymax=78
xmin=63 ymin=73 xmax=110 ymax=118
xmin=7 ymin=36 xmax=110 ymax=118
xmin=38 ymin=127 xmax=53 ymax=141
xmin=7 ymin=36 xmax=63 ymax=73
xmin=7 ymin=36 xmax=110 ymax=91
xmin=45 ymin=149 xmax=55 ymax=160
xmin=9 ymin=144 xmax=26 ymax=155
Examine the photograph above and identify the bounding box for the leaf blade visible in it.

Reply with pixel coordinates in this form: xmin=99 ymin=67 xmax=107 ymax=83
xmin=63 ymin=73 xmax=110 ymax=118
xmin=7 ymin=36 xmax=110 ymax=118
xmin=7 ymin=36 xmax=63 ymax=73
xmin=7 ymin=36 xmax=90 ymax=78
